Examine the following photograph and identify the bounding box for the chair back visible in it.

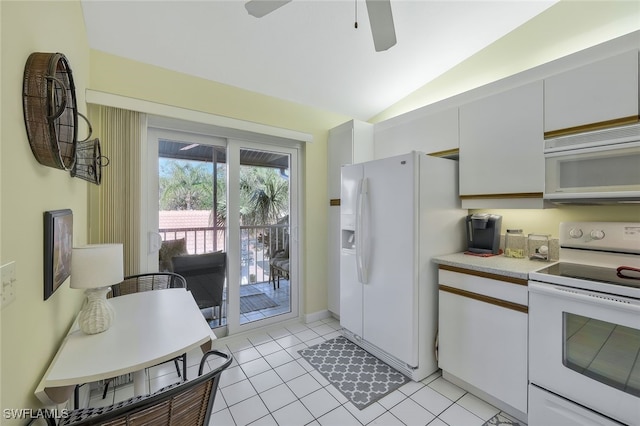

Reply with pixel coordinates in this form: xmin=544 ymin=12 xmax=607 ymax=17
xmin=171 ymin=252 xmax=226 ymax=309
xmin=110 ymin=272 xmax=186 ymax=298
xmin=57 ymin=350 xmax=232 ymax=426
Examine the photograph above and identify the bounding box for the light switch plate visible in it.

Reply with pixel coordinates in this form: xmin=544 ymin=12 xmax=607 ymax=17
xmin=1 ymin=261 xmax=17 ymax=308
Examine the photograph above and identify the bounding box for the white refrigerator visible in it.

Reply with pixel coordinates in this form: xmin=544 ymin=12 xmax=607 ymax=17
xmin=340 ymin=151 xmax=466 ymax=381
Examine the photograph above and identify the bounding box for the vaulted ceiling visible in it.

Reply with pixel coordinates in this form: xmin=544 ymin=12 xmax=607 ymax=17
xmin=81 ymin=0 xmax=558 ymax=121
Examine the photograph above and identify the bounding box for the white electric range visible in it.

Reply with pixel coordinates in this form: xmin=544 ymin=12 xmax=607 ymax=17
xmin=528 ymin=221 xmax=640 ymax=426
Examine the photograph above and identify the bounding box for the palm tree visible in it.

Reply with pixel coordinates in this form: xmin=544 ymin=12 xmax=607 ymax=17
xmin=159 ymin=161 xmax=213 ymax=210
xmin=160 ymin=160 xmax=288 ymax=229
xmin=239 ymin=166 xmax=289 ymax=226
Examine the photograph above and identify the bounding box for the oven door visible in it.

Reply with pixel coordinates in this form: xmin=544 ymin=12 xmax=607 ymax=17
xmin=529 ymin=281 xmax=640 ymax=426
xmin=544 ymin=141 xmax=640 ymax=202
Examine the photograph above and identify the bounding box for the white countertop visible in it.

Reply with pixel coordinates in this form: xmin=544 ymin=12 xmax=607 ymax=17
xmin=432 ymin=252 xmax=556 ymax=280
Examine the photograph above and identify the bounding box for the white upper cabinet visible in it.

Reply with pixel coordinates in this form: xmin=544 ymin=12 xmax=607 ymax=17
xmin=374 ymin=107 xmax=459 ymax=159
xmin=544 ymin=50 xmax=639 ymax=137
xmin=459 ymin=81 xmax=545 ymax=208
xmin=327 ymin=120 xmax=373 ymax=198
xmin=327 ymin=120 xmax=373 ymax=316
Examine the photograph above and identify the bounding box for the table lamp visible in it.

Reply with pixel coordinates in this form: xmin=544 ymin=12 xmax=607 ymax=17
xmin=71 ymin=244 xmax=124 ymax=334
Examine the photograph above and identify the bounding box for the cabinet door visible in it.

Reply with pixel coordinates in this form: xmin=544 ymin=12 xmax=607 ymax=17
xmin=328 ymin=122 xmax=355 ymax=199
xmin=544 ymin=50 xmax=639 ymax=136
xmin=439 ymin=289 xmax=528 ymax=413
xmin=374 ymin=107 xmax=459 ymax=159
xmin=459 ymin=81 xmax=544 ymax=198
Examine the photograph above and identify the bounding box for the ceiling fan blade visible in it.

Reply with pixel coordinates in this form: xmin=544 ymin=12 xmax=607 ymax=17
xmin=365 ymin=0 xmax=397 ymax=52
xmin=245 ymin=0 xmax=292 ymax=18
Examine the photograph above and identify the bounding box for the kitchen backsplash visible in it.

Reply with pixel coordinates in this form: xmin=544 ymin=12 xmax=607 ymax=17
xmin=471 ymin=205 xmax=639 ymax=238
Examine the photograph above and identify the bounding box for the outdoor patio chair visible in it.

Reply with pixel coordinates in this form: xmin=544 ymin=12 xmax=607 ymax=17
xmin=47 ymin=350 xmax=233 ymax=426
xmin=269 ymin=246 xmax=289 ymax=290
xmin=268 ymin=230 xmax=289 ymax=290
xmin=172 ymin=251 xmax=226 ymax=326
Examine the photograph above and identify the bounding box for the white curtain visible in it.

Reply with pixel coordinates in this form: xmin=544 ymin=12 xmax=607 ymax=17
xmin=87 ymin=105 xmax=143 ymax=276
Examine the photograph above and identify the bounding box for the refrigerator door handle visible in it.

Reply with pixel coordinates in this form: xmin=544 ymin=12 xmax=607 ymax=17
xmin=355 ymin=178 xmax=364 ymax=284
xmin=359 ymin=178 xmax=370 ymax=284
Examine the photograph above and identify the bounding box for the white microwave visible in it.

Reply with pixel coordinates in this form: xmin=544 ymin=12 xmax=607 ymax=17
xmin=544 ymin=123 xmax=640 ymax=203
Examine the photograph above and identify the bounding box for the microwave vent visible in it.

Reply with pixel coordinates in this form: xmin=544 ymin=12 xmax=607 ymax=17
xmin=545 ymin=122 xmax=640 ymax=152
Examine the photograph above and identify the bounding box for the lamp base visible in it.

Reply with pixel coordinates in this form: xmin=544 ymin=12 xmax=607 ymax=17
xmin=77 ymin=287 xmax=115 ymax=334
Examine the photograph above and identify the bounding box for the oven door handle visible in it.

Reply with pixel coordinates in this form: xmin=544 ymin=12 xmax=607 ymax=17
xmin=617 ymin=266 xmax=640 ymax=280
xmin=529 ymin=282 xmax=640 ymax=314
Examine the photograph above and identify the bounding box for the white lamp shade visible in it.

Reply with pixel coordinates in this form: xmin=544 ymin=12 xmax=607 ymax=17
xmin=71 ymin=244 xmax=124 ymax=289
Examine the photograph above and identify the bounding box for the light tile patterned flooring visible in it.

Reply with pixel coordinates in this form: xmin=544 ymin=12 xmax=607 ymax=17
xmin=89 ymin=317 xmax=523 ymax=426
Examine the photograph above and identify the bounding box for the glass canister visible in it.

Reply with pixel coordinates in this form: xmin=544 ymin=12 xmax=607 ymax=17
xmin=528 ymin=234 xmax=550 ymax=261
xmin=504 ymin=229 xmax=525 ymax=258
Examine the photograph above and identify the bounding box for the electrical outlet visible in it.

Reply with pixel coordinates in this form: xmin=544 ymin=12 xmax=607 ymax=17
xmin=1 ymin=261 xmax=17 ymax=309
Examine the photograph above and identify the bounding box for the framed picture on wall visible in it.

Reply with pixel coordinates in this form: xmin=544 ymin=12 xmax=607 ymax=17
xmin=44 ymin=209 xmax=73 ymax=300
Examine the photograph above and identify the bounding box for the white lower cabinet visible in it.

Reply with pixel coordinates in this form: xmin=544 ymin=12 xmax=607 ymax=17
xmin=438 ymin=266 xmax=528 ymax=418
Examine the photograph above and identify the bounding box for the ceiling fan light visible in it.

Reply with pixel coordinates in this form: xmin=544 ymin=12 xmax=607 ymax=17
xmin=366 ymin=0 xmax=397 ymax=52
xmin=245 ymin=0 xmax=292 ymax=18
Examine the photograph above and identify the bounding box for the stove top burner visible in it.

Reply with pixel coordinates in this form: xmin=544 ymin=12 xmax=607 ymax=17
xmin=537 ymin=262 xmax=640 ymax=289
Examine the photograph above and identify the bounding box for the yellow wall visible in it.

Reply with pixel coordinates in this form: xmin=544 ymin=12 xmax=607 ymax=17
xmin=1 ymin=0 xmax=90 ymax=420
xmin=88 ymin=51 xmax=351 ymax=318
xmin=473 ymin=206 xmax=640 ymax=239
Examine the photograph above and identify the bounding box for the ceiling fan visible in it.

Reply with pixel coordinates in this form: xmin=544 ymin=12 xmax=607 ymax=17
xmin=244 ymin=0 xmax=397 ymax=52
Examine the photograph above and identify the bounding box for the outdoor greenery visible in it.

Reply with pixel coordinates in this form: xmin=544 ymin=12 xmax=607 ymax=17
xmin=159 ymin=160 xmax=289 ymax=226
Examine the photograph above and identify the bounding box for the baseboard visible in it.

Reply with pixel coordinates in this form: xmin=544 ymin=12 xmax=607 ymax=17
xmin=304 ymin=310 xmax=331 ymax=323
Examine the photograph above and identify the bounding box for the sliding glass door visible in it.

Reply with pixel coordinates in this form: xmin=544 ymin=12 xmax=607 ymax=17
xmin=147 ymin=127 xmax=299 ymax=336
xmin=226 ymin=140 xmax=299 ymax=334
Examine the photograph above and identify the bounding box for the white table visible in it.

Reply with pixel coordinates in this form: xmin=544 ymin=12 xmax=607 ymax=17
xmin=35 ymin=288 xmax=215 ymax=405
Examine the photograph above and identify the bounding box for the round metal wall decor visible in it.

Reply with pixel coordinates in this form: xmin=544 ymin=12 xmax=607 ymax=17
xmin=22 ymin=52 xmax=91 ymax=170
xmin=71 ymin=138 xmax=109 ymax=185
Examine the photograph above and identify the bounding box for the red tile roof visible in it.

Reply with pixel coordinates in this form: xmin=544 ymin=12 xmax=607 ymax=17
xmin=159 ymin=210 xmax=214 ymax=229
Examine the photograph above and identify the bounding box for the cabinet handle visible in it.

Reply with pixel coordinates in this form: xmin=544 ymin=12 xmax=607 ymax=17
xmin=544 ymin=115 xmax=639 ymax=139
xmin=439 ymin=264 xmax=528 ymax=286
xmin=439 ymin=285 xmax=528 ymax=313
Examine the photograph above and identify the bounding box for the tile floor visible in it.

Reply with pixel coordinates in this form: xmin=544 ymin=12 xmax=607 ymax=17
xmin=88 ymin=317 xmax=523 ymax=426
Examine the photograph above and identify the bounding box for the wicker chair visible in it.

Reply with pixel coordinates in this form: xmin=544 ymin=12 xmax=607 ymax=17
xmin=110 ymin=272 xmax=187 ymax=297
xmin=98 ymin=273 xmax=188 ymax=399
xmin=54 ymin=350 xmax=232 ymax=426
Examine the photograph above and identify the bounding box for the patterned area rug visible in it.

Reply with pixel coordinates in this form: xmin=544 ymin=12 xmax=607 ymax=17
xmin=483 ymin=413 xmax=521 ymax=426
xmin=298 ymin=336 xmax=410 ymax=410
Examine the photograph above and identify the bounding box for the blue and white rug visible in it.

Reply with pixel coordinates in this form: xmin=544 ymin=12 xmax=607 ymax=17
xmin=298 ymin=336 xmax=410 ymax=410
xmin=483 ymin=413 xmax=521 ymax=426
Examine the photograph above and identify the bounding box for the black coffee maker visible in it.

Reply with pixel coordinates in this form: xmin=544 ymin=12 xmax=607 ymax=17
xmin=465 ymin=214 xmax=502 ymax=254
